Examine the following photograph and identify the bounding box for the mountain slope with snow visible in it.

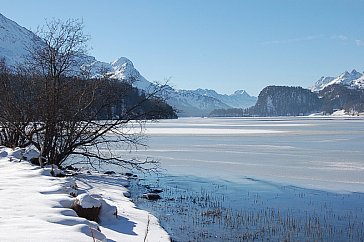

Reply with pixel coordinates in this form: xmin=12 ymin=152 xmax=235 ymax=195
xmin=311 ymin=69 xmax=364 ymax=92
xmin=0 ymin=13 xmax=37 ymax=66
xmin=166 ymin=88 xmax=231 ymax=116
xmin=193 ymin=88 xmax=257 ymax=109
xmin=0 ymin=12 xmax=254 ymax=117
xmin=81 ymin=57 xmax=231 ymax=116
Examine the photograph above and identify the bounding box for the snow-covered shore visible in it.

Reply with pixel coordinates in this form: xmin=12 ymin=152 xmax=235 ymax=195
xmin=0 ymin=147 xmax=170 ymax=242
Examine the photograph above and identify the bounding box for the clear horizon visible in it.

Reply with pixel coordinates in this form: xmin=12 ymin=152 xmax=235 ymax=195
xmin=2 ymin=0 xmax=364 ymax=96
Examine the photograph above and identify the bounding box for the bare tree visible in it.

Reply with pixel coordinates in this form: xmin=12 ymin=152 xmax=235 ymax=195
xmin=0 ymin=58 xmax=36 ymax=148
xmin=0 ymin=19 xmax=175 ymax=172
xmin=26 ymin=18 xmax=89 ymax=79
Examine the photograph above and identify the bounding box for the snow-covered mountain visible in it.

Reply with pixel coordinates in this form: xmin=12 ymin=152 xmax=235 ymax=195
xmin=193 ymin=88 xmax=257 ymax=109
xmin=81 ymin=57 xmax=257 ymax=116
xmin=0 ymin=12 xmax=254 ymax=117
xmin=79 ymin=56 xmax=153 ymax=90
xmin=165 ymin=88 xmax=231 ymax=116
xmin=311 ymin=69 xmax=364 ymax=92
xmin=80 ymin=57 xmax=232 ymax=116
xmin=0 ymin=13 xmax=37 ymax=66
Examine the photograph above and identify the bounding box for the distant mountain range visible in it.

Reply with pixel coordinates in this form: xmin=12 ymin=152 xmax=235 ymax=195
xmin=193 ymin=89 xmax=257 ymax=109
xmin=211 ymin=84 xmax=364 ymax=117
xmin=311 ymin=69 xmax=364 ymax=92
xmin=217 ymin=67 xmax=364 ymax=117
xmin=2 ymin=12 xmax=363 ymax=117
xmin=211 ymin=71 xmax=364 ymax=117
xmin=0 ymin=13 xmax=256 ymax=117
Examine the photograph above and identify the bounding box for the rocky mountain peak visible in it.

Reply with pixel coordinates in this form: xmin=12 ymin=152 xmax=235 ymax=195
xmin=311 ymin=69 xmax=364 ymax=92
xmin=111 ymin=57 xmax=134 ymax=70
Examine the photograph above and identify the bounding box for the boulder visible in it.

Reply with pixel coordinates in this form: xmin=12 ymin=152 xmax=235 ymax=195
xmin=72 ymin=194 xmax=118 ymax=223
xmin=142 ymin=193 xmax=161 ymax=200
xmin=72 ymin=194 xmax=102 ymax=222
xmin=104 ymin=171 xmax=116 ymax=175
xmin=30 ymin=157 xmax=47 ymax=166
xmin=150 ymin=188 xmax=163 ymax=194
xmin=123 ymin=191 xmax=131 ymax=198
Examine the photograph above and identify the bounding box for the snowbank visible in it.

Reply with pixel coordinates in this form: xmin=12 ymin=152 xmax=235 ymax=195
xmin=309 ymin=109 xmax=364 ymax=117
xmin=74 ymin=172 xmax=170 ymax=242
xmin=331 ymin=109 xmax=347 ymax=116
xmin=0 ymin=147 xmax=170 ymax=242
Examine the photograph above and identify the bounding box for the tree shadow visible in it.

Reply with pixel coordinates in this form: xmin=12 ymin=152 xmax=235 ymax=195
xmin=76 ymin=173 xmax=129 ymax=189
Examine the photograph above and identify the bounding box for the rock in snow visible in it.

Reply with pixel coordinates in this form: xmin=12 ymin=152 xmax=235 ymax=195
xmin=72 ymin=194 xmax=102 ymax=222
xmin=72 ymin=194 xmax=118 ymax=223
xmin=142 ymin=193 xmax=162 ymax=200
xmin=75 ymin=194 xmax=102 ymax=209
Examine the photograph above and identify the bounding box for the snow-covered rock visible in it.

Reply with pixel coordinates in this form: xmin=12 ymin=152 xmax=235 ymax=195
xmin=75 ymin=194 xmax=102 ymax=209
xmin=23 ymin=147 xmax=40 ymax=160
xmin=0 ymin=150 xmax=8 ymax=157
xmin=7 ymin=147 xmax=25 ymax=160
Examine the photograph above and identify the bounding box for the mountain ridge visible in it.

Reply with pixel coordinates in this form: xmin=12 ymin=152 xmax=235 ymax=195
xmin=311 ymin=69 xmax=364 ymax=92
xmin=0 ymin=12 xmax=255 ymax=117
xmin=193 ymin=88 xmax=257 ymax=109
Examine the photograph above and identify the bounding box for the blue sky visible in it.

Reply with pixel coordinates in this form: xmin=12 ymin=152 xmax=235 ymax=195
xmin=2 ymin=0 xmax=364 ymax=95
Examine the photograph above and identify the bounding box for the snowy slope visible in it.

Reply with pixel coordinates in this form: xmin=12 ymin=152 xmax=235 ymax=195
xmin=0 ymin=13 xmax=37 ymax=66
xmin=0 ymin=148 xmax=106 ymax=241
xmin=110 ymin=57 xmax=153 ymax=90
xmin=311 ymin=69 xmax=364 ymax=92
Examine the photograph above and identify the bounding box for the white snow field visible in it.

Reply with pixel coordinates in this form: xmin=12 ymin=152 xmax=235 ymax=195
xmin=0 ymin=147 xmax=169 ymax=242
xmin=136 ymin=117 xmax=364 ymax=193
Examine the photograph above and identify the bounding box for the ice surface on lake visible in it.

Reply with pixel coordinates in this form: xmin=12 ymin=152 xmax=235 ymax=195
xmin=135 ymin=117 xmax=364 ymax=193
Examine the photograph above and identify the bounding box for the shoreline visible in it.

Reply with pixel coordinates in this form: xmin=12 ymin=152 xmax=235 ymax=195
xmin=0 ymin=147 xmax=170 ymax=242
xmin=130 ymin=174 xmax=364 ymax=241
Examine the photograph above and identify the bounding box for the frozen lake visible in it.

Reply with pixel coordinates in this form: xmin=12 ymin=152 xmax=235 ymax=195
xmin=137 ymin=117 xmax=364 ymax=193
xmin=125 ymin=117 xmax=364 ymax=241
